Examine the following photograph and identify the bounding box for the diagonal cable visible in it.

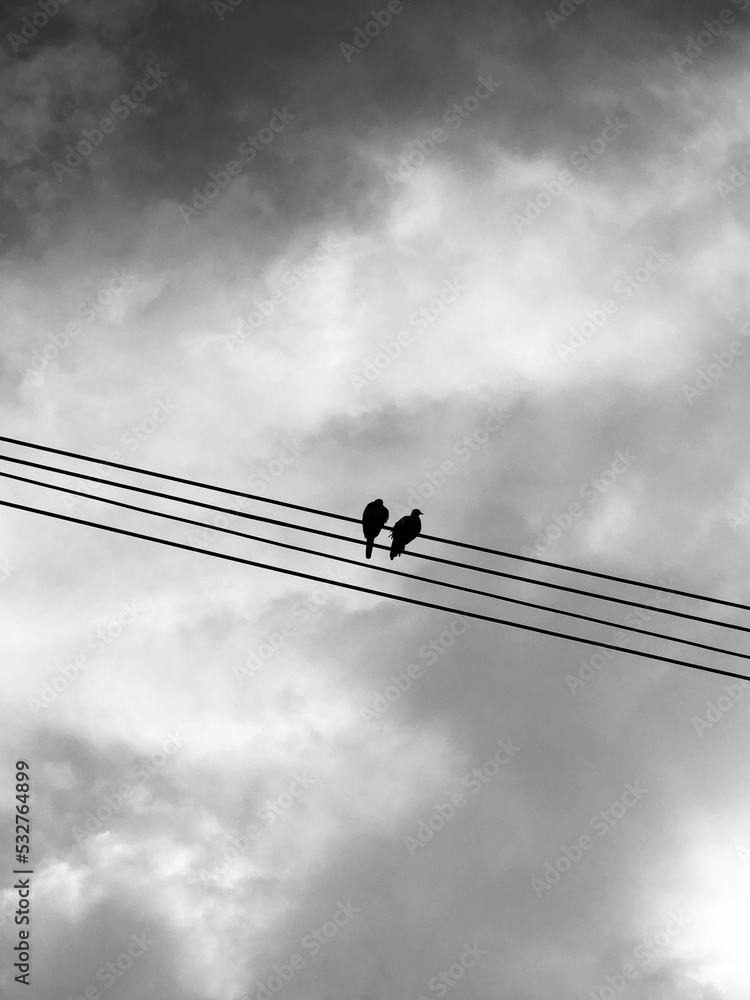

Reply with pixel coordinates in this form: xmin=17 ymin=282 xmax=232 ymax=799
xmin=2 ymin=495 xmax=749 ymax=684
xmin=1 ymin=432 xmax=747 ymax=613
xmin=3 ymin=466 xmax=747 ymax=663
xmin=0 ymin=450 xmax=748 ymax=635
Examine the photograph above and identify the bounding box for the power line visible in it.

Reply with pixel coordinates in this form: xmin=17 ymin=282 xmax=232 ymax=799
xmin=5 ymin=466 xmax=748 ymax=664
xmin=0 ymin=450 xmax=746 ymax=636
xmin=0 ymin=433 xmax=352 ymax=518
xmin=0 ymin=434 xmax=745 ymax=614
xmin=2 ymin=495 xmax=749 ymax=684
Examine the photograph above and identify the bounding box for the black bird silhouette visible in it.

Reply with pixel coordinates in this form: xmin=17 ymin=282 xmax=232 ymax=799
xmin=362 ymin=499 xmax=389 ymax=559
xmin=389 ymin=509 xmax=422 ymax=560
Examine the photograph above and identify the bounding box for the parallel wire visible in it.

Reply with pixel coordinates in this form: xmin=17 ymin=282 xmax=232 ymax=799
xmin=0 ymin=451 xmax=748 ymax=636
xmin=0 ymin=433 xmax=746 ymax=614
xmin=2 ymin=495 xmax=750 ymax=684
xmin=4 ymin=467 xmax=748 ymax=664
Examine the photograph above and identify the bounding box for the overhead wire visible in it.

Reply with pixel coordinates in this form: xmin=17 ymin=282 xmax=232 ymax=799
xmin=2 ymin=495 xmax=749 ymax=685
xmin=0 ymin=449 xmax=747 ymax=636
xmin=3 ymin=466 xmax=748 ymax=664
xmin=0 ymin=433 xmax=747 ymax=614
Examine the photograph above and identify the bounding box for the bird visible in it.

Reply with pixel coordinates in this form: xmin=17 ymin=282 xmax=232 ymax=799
xmin=389 ymin=509 xmax=422 ymax=560
xmin=362 ymin=499 xmax=389 ymax=559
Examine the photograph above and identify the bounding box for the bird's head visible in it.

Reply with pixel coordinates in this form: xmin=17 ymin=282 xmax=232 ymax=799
xmin=411 ymin=509 xmax=423 ymax=516
xmin=375 ymin=499 xmax=384 ymax=505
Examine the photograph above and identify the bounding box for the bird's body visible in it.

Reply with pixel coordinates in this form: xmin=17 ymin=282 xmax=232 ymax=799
xmin=362 ymin=499 xmax=389 ymax=558
xmin=389 ymin=509 xmax=422 ymax=559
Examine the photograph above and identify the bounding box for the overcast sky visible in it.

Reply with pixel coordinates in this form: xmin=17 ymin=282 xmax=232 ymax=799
xmin=2 ymin=0 xmax=750 ymax=998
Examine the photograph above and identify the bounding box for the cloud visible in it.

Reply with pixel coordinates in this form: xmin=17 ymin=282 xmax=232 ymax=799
xmin=2 ymin=1 xmax=750 ymax=998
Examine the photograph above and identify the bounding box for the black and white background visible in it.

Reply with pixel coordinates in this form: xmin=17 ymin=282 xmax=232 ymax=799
xmin=1 ymin=0 xmax=750 ymax=998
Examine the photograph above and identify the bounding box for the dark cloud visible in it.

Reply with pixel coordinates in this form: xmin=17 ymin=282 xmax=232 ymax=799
xmin=1 ymin=1 xmax=749 ymax=998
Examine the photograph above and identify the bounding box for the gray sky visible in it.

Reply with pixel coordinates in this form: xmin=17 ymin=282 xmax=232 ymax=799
xmin=2 ymin=0 xmax=750 ymax=998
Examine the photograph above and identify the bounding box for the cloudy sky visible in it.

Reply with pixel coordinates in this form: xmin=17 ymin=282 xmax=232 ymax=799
xmin=2 ymin=0 xmax=750 ymax=997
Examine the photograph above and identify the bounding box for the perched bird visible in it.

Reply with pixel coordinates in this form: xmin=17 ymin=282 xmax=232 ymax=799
xmin=362 ymin=498 xmax=389 ymax=559
xmin=389 ymin=509 xmax=422 ymax=560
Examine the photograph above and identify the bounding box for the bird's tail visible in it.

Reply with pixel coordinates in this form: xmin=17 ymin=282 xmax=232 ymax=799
xmin=366 ymin=538 xmax=374 ymax=559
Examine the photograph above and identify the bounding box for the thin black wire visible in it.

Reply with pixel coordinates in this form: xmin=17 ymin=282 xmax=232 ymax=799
xmin=2 ymin=495 xmax=749 ymax=684
xmin=0 ymin=433 xmax=745 ymax=614
xmin=0 ymin=451 xmax=747 ymax=636
xmin=5 ymin=466 xmax=748 ymax=664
